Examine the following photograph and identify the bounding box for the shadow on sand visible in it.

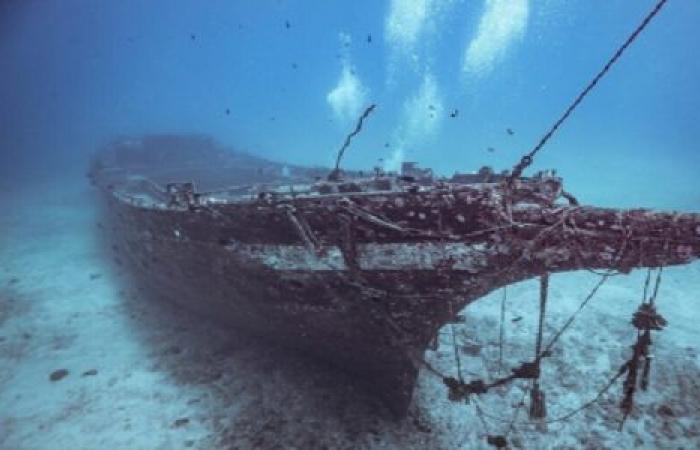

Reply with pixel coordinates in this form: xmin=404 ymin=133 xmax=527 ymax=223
xmin=106 ymin=255 xmax=440 ymax=449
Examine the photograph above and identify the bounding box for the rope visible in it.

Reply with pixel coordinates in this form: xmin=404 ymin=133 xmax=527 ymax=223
xmin=498 ymin=287 xmax=507 ymax=374
xmin=474 ymin=365 xmax=627 ymax=426
xmin=649 ymin=266 xmax=663 ymax=305
xmin=641 ymin=268 xmax=652 ymax=303
xmin=534 ymin=275 xmax=548 ymax=362
xmin=436 ymin=217 xmax=631 ymax=404
xmin=538 ymin=223 xmax=632 ymax=358
xmin=540 ymin=272 xmax=610 ymax=358
xmin=331 ymin=104 xmax=376 ymax=178
xmin=449 ymin=301 xmax=464 ymax=382
xmin=507 ymin=0 xmax=669 ymax=182
xmin=506 ymin=387 xmax=529 ymax=437
xmin=530 ymin=274 xmax=549 ymax=419
xmin=473 ymin=263 xmax=668 ymax=429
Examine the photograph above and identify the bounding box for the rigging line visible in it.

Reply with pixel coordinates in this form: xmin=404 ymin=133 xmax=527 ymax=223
xmin=506 ymin=386 xmax=529 ymax=438
xmin=534 ymin=275 xmax=549 ymax=361
xmin=430 ymin=232 xmax=628 ymax=404
xmin=584 ymin=267 xmax=625 ymax=277
xmin=448 ymin=301 xmax=464 ymax=382
xmin=491 ymin=207 xmax=581 ymax=278
xmin=498 ymin=287 xmax=507 ymax=375
xmin=649 ymin=266 xmax=663 ymax=305
xmin=545 ymin=365 xmax=627 ymax=424
xmin=507 ymin=0 xmax=670 ymax=181
xmin=541 ymin=272 xmax=610 ymax=357
xmin=642 ymin=268 xmax=652 ymax=303
xmin=416 ymin=356 xmax=449 ymax=379
xmin=473 ymin=401 xmax=492 ymax=436
xmin=538 ymin=223 xmax=632 ymax=358
xmin=529 ymin=274 xmax=550 ymax=421
xmin=472 ymin=365 xmax=628 ymax=426
xmin=451 ymin=324 xmax=464 ymax=382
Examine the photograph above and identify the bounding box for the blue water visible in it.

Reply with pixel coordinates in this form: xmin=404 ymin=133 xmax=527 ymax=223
xmin=1 ymin=2 xmax=700 ymax=449
xmin=2 ymin=0 xmax=698 ymax=209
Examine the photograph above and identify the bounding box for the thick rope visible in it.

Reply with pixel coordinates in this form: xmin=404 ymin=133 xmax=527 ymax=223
xmin=507 ymin=0 xmax=669 ymax=182
xmin=530 ymin=274 xmax=549 ymax=419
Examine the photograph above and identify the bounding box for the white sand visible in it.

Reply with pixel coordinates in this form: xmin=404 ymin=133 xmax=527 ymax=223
xmin=1 ymin=178 xmax=698 ymax=449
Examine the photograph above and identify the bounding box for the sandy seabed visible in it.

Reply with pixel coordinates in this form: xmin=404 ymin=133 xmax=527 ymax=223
xmin=1 ymin=179 xmax=698 ymax=450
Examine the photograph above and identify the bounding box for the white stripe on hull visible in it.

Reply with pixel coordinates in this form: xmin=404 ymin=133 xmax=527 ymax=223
xmin=225 ymin=242 xmax=496 ymax=272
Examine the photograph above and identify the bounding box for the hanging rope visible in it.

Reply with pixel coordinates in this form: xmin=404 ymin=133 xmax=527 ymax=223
xmin=539 ymin=272 xmax=611 ymax=358
xmin=498 ymin=287 xmax=507 ymax=374
xmin=440 ymin=223 xmax=631 ymax=405
xmin=462 ymin=266 xmax=669 ymax=431
xmin=474 ymin=365 xmax=625 ymax=426
xmin=534 ymin=276 xmax=548 ymax=368
xmin=641 ymin=268 xmax=652 ymax=304
xmin=506 ymin=0 xmax=669 ymax=183
xmin=649 ymin=266 xmax=663 ymax=306
xmin=620 ymin=267 xmax=667 ymax=430
xmin=448 ymin=301 xmax=465 ymax=385
xmin=530 ymin=274 xmax=549 ymax=420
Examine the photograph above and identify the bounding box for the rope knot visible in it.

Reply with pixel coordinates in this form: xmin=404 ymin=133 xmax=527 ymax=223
xmin=443 ymin=377 xmax=488 ymax=402
xmin=631 ymin=303 xmax=667 ymax=331
xmin=512 ymin=361 xmax=541 ymax=379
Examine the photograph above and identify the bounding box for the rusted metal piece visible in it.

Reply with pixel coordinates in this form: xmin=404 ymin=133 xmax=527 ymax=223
xmin=89 ymin=135 xmax=700 ymax=417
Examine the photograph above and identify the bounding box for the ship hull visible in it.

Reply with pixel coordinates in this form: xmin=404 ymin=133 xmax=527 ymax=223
xmin=101 ymin=193 xmax=478 ymax=415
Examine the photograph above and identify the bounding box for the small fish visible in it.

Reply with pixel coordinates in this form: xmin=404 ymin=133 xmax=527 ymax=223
xmin=291 ymin=63 xmax=298 ymax=69
xmin=49 ymin=369 xmax=69 ymax=382
xmin=225 ymin=108 xmax=230 ymax=115
xmin=506 ymin=128 xmax=514 ymax=135
xmin=487 ymin=147 xmax=495 ymax=153
xmin=384 ymin=142 xmax=390 ymax=148
xmin=190 ymin=33 xmax=196 ymax=41
xmin=172 ymin=418 xmax=190 ymax=428
xmin=449 ymin=108 xmax=459 ymax=118
xmin=285 ymin=20 xmax=291 ymax=29
xmin=428 ymin=104 xmax=436 ymax=111
xmin=367 ymin=33 xmax=372 ymax=43
xmin=511 ymin=316 xmax=523 ymax=322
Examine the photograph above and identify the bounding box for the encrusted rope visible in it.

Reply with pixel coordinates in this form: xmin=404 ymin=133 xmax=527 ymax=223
xmin=506 ymin=0 xmax=669 ymax=182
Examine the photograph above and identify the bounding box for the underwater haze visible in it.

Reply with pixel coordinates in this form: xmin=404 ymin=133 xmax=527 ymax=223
xmin=2 ymin=0 xmax=699 ymax=208
xmin=1 ymin=1 xmax=700 ymax=449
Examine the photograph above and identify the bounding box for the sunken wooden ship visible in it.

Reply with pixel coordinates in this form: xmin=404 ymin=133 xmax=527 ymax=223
xmin=88 ymin=134 xmax=700 ymax=416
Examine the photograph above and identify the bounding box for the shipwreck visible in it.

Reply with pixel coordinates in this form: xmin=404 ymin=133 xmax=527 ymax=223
xmin=88 ymin=0 xmax=696 ymax=432
xmin=88 ymin=133 xmax=700 ymax=418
